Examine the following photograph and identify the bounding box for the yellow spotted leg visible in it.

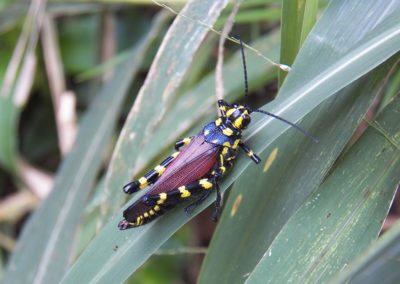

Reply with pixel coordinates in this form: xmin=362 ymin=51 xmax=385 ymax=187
xmin=142 ymin=178 xmax=215 ymax=208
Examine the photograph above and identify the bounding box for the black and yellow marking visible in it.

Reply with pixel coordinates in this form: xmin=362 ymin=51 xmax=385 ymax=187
xmin=218 ymin=100 xmax=231 ymax=116
xmin=125 ymin=203 xmax=167 ymax=227
xmin=175 ymin=136 xmax=193 ymax=150
xmin=123 ymin=151 xmax=180 ymax=194
xmin=143 ymin=178 xmax=217 ymax=209
xmin=239 ymin=142 xmax=261 ymax=164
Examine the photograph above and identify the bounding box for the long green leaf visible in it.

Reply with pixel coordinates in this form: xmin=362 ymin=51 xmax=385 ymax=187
xmin=2 ymin=13 xmax=166 ymax=284
xmin=279 ymin=0 xmax=319 ymax=84
xmin=246 ymin=93 xmax=400 ymax=284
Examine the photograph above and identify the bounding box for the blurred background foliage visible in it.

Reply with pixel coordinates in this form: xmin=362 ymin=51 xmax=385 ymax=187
xmin=0 ymin=0 xmax=399 ymax=283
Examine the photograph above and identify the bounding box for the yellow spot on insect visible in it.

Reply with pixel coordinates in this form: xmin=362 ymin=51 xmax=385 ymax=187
xmin=230 ymin=194 xmax=242 ymax=217
xmin=172 ymin=152 xmax=180 ymax=158
xmin=157 ymin=193 xmax=167 ymax=204
xmin=226 ymin=108 xmax=235 ymax=117
xmin=223 ymin=141 xmax=231 ymax=147
xmin=263 ymin=148 xmax=278 ymax=173
xmin=222 ymin=147 xmax=229 ymax=155
xmin=247 ymin=150 xmax=254 ymax=157
xmin=154 ymin=205 xmax=161 ymax=211
xmin=179 ymin=186 xmax=191 ymax=198
xmin=183 ymin=138 xmax=191 ymax=145
xmin=199 ymin=179 xmax=213 ymax=189
xmin=233 ymin=139 xmax=240 ymax=149
xmin=220 ymin=166 xmax=226 ymax=173
xmin=139 ymin=177 xmax=148 ymax=189
xmin=144 ymin=212 xmax=149 ymax=218
xmin=149 ymin=210 xmax=155 ymax=215
xmin=234 ymin=117 xmax=243 ymax=128
xmin=154 ymin=165 xmax=166 ymax=175
xmin=223 ymin=128 xmax=234 ymax=136
xmin=215 ymin=118 xmax=222 ymax=126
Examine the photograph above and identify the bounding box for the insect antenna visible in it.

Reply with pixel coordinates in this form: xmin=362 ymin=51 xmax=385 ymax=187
xmin=238 ymin=39 xmax=318 ymax=143
xmin=239 ymin=39 xmax=249 ymax=99
xmin=251 ymin=108 xmax=319 ymax=143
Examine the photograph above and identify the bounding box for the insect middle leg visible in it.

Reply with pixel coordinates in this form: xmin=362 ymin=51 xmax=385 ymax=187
xmin=123 ymin=151 xmax=180 ymax=194
xmin=206 ymin=146 xmax=236 ymax=220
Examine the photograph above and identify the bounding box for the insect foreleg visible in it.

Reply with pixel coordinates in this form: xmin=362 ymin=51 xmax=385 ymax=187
xmin=123 ymin=151 xmax=180 ymax=194
xmin=239 ymin=142 xmax=261 ymax=164
xmin=217 ymin=100 xmax=231 ymax=117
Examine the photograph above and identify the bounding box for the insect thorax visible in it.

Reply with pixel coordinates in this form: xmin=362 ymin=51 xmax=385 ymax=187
xmin=203 ymin=120 xmax=242 ymax=149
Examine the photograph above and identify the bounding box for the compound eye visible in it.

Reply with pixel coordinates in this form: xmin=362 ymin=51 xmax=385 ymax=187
xmin=242 ymin=114 xmax=251 ymax=128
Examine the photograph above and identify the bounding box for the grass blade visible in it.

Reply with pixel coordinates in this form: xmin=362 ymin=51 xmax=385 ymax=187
xmin=279 ymin=0 xmax=319 ymax=84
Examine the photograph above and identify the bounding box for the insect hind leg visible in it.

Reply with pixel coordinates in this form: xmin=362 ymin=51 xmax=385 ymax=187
xmin=141 ymin=178 xmax=216 ymax=211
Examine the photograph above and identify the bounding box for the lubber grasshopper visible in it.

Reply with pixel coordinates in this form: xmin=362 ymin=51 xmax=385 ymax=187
xmin=118 ymin=42 xmax=317 ymax=230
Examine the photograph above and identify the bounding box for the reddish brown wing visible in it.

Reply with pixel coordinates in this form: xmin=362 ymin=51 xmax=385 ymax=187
xmin=122 ymin=134 xmax=220 ymax=223
xmin=151 ymin=134 xmax=219 ymax=194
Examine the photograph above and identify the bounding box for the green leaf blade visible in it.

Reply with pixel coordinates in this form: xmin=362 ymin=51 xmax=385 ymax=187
xmin=279 ymin=0 xmax=319 ymax=84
